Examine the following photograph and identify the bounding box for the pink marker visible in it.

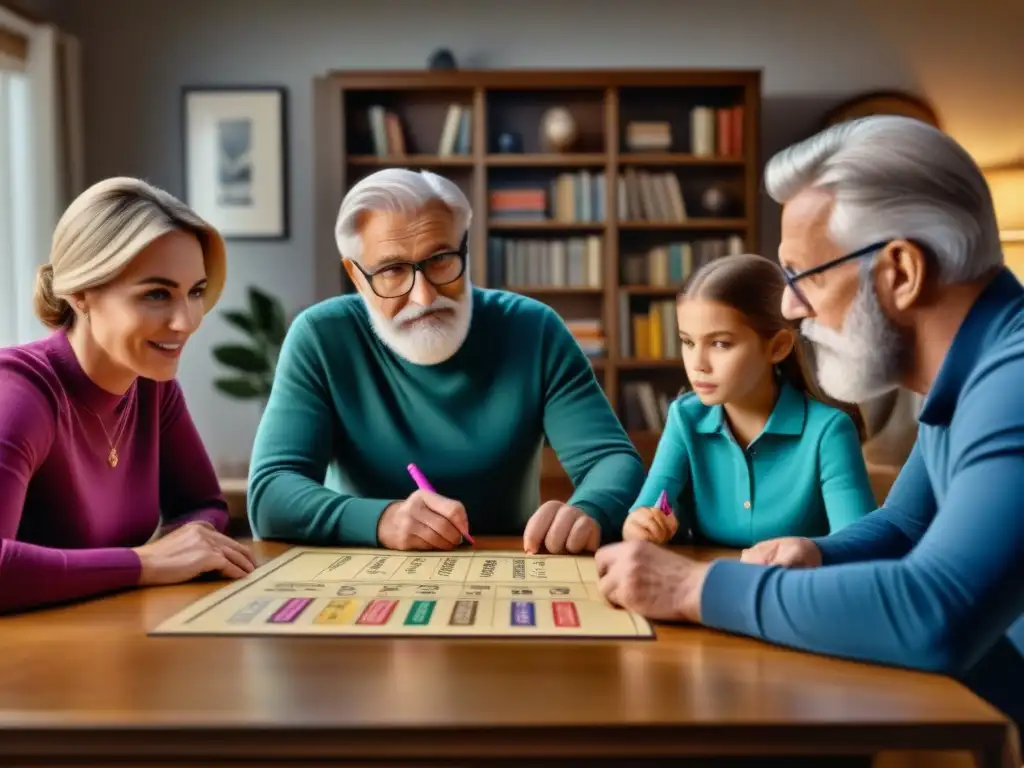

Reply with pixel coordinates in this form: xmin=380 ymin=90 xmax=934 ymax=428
xmin=656 ymin=490 xmax=672 ymax=516
xmin=406 ymin=463 xmax=436 ymax=493
xmin=407 ymin=463 xmax=475 ymax=545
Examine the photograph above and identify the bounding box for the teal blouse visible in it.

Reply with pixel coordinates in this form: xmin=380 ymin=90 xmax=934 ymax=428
xmin=630 ymin=381 xmax=876 ymax=547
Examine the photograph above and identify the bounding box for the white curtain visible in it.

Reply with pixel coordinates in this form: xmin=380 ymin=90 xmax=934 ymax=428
xmin=0 ymin=7 xmax=83 ymax=348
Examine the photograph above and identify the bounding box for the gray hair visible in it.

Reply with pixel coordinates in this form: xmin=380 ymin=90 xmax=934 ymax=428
xmin=764 ymin=115 xmax=1002 ymax=284
xmin=334 ymin=168 xmax=472 ymax=263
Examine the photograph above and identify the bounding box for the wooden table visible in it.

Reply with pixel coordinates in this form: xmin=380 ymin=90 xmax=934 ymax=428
xmin=0 ymin=537 xmax=1017 ymax=767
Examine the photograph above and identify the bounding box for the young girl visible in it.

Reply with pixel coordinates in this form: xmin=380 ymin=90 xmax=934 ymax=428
xmin=623 ymin=253 xmax=876 ymax=548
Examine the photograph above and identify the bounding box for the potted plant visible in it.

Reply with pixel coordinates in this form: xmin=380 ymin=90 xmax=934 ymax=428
xmin=211 ymin=286 xmax=289 ymax=407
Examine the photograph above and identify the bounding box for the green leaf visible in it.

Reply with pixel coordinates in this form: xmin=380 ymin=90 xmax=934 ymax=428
xmin=214 ymin=377 xmax=269 ymax=399
xmin=249 ymin=287 xmax=287 ymax=346
xmin=249 ymin=287 xmax=274 ymax=329
xmin=222 ymin=310 xmax=256 ymax=337
xmin=213 ymin=344 xmax=270 ymax=373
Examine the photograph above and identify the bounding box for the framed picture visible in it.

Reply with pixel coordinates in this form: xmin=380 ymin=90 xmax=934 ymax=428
xmin=182 ymin=86 xmax=289 ymax=240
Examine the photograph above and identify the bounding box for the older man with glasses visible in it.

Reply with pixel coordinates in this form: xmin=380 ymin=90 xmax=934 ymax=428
xmin=247 ymin=168 xmax=644 ymax=555
xmin=595 ymin=115 xmax=1024 ymax=739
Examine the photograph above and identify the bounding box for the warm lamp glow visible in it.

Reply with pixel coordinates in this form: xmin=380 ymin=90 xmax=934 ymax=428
xmin=984 ymin=161 xmax=1024 ymax=243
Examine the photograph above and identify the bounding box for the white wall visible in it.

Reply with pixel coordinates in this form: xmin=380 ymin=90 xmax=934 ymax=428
xmin=54 ymin=0 xmax=1024 ymax=473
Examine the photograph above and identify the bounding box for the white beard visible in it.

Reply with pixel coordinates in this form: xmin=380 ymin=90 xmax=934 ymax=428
xmin=364 ymin=285 xmax=474 ymax=366
xmin=800 ymin=276 xmax=907 ymax=404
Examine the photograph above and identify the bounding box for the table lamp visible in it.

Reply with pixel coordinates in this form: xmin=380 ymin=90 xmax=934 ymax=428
xmin=984 ymin=160 xmax=1024 ymax=244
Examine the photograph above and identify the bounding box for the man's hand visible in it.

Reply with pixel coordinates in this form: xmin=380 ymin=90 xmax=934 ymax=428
xmin=740 ymin=536 xmax=822 ymax=568
xmin=377 ymin=489 xmax=470 ymax=551
xmin=622 ymin=506 xmax=679 ymax=544
xmin=523 ymin=501 xmax=599 ymax=554
xmin=595 ymin=540 xmax=709 ymax=622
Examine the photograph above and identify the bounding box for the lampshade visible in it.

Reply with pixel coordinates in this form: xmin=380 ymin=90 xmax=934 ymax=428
xmin=984 ymin=161 xmax=1024 ymax=243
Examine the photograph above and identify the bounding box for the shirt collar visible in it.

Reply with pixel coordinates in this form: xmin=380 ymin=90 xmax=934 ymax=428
xmin=695 ymin=378 xmax=807 ymax=436
xmin=919 ymin=268 xmax=1024 ymax=426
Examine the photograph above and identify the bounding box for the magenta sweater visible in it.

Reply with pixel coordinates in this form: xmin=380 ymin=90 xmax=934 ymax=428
xmin=0 ymin=330 xmax=229 ymax=614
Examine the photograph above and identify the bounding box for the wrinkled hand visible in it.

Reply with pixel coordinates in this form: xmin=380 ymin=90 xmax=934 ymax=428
xmin=523 ymin=501 xmax=600 ymax=554
xmin=740 ymin=536 xmax=822 ymax=568
xmin=377 ymin=489 xmax=471 ymax=551
xmin=622 ymin=506 xmax=679 ymax=544
xmin=132 ymin=521 xmax=257 ymax=586
xmin=595 ymin=539 xmax=708 ymax=622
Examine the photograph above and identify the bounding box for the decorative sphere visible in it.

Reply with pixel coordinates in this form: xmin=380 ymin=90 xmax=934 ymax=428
xmin=701 ymin=186 xmax=728 ymax=215
xmin=541 ymin=107 xmax=577 ymax=152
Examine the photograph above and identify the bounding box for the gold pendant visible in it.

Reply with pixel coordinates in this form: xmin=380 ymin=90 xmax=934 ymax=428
xmin=108 ymin=448 xmax=118 ymax=468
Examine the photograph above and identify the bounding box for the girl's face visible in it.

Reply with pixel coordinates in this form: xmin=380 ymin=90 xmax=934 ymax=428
xmin=75 ymin=229 xmax=209 ymax=385
xmin=676 ymin=297 xmax=791 ymax=406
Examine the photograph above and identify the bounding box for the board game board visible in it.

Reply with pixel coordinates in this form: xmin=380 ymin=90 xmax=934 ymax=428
xmin=151 ymin=547 xmax=655 ymax=639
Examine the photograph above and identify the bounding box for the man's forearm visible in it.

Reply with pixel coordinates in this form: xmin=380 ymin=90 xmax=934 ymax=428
xmin=811 ymin=510 xmax=915 ymax=564
xmin=248 ymin=469 xmax=392 ymax=546
xmin=812 ymin=443 xmax=936 ymax=565
xmin=567 ymin=452 xmax=645 ymax=538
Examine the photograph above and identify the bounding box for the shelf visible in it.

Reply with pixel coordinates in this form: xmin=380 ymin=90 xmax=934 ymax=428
xmin=350 ymin=153 xmax=744 ymax=168
xmin=492 ymin=219 xmax=743 ymax=231
xmin=491 ymin=219 xmax=746 ymax=231
xmin=628 ymin=429 xmax=661 ymax=439
xmin=618 ymin=218 xmax=747 ymax=230
xmin=617 ymin=358 xmax=681 ymax=370
xmin=320 ymin=69 xmax=761 ymax=463
xmin=628 ymin=430 xmax=662 ymax=461
xmin=487 ymin=153 xmax=606 ymax=167
xmin=619 ymin=152 xmax=744 ymax=166
xmin=620 ymin=285 xmax=683 ymax=296
xmin=348 ymin=154 xmax=474 ymax=167
xmin=488 ymin=220 xmax=605 ymax=231
xmin=510 ymin=286 xmax=604 ymax=295
xmin=350 ymin=153 xmax=744 ymax=169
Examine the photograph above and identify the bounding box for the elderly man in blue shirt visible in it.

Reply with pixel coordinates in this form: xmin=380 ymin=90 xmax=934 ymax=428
xmin=595 ymin=115 xmax=1024 ymax=736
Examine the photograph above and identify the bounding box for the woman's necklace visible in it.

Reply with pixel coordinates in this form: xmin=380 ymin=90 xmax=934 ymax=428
xmin=84 ymin=383 xmax=137 ymax=468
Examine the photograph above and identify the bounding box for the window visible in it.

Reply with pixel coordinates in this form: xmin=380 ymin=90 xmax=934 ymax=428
xmin=0 ymin=66 xmax=32 ymax=348
xmin=0 ymin=14 xmax=82 ymax=350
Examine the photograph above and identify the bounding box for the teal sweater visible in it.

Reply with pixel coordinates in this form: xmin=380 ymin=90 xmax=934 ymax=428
xmin=247 ymin=287 xmax=645 ymax=545
xmin=631 ymin=381 xmax=875 ymax=547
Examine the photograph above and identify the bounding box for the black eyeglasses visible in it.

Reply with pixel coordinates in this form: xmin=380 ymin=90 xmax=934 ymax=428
xmin=353 ymin=233 xmax=468 ymax=299
xmin=782 ymin=240 xmax=889 ymax=311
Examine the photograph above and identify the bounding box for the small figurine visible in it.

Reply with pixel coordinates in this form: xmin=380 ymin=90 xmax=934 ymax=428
xmin=497 ymin=131 xmax=522 ymax=153
xmin=427 ymin=48 xmax=458 ymax=70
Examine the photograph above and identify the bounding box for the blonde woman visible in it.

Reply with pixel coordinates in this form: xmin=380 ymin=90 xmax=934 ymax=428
xmin=0 ymin=177 xmax=256 ymax=614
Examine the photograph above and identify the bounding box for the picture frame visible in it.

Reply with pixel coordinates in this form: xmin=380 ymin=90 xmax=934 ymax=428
xmin=181 ymin=85 xmax=289 ymax=240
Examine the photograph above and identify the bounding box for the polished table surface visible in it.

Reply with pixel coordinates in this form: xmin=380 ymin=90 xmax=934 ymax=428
xmin=0 ymin=537 xmax=1017 ymax=766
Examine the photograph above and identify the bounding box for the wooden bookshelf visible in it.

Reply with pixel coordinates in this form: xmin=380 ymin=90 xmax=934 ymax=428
xmin=313 ymin=69 xmax=761 ymax=472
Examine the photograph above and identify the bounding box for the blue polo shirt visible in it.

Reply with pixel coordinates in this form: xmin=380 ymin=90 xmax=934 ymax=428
xmin=701 ymin=267 xmax=1024 ymax=733
xmin=630 ymin=380 xmax=875 ymax=547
